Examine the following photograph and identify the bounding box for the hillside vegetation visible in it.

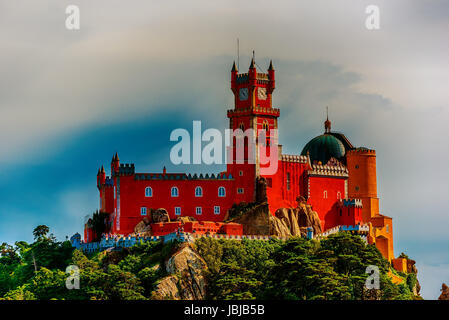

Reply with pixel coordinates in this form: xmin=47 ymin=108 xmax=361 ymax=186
xmin=0 ymin=225 xmax=418 ymax=300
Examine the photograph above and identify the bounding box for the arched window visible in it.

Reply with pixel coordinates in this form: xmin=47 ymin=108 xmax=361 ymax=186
xmin=145 ymin=187 xmax=152 ymax=197
xmin=262 ymin=120 xmax=269 ymax=131
xmin=218 ymin=186 xmax=226 ymax=197
xmin=323 ymin=190 xmax=328 ymax=199
xmin=238 ymin=122 xmax=245 ymax=131
xmin=195 ymin=186 xmax=203 ymax=197
xmin=171 ymin=187 xmax=179 ymax=197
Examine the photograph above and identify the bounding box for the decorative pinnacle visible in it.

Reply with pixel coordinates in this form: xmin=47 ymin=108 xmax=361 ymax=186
xmin=250 ymin=57 xmax=255 ymax=69
xmin=115 ymin=152 xmax=119 ymax=161
xmin=232 ymin=61 xmax=237 ymax=72
xmin=324 ymin=106 xmax=331 ymax=133
xmin=101 ymin=165 xmax=105 ymax=173
xmin=268 ymin=60 xmax=274 ymax=71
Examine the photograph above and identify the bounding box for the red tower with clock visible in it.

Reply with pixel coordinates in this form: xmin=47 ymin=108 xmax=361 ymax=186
xmin=227 ymin=58 xmax=280 ymax=199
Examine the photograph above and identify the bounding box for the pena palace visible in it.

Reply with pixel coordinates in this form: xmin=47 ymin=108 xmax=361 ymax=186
xmin=85 ymin=57 xmax=396 ymax=262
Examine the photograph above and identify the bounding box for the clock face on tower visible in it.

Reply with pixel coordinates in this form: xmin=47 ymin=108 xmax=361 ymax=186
xmin=239 ymin=87 xmax=248 ymax=101
xmin=258 ymin=87 xmax=267 ymax=100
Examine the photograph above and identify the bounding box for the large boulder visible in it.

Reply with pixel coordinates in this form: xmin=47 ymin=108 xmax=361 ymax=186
xmin=229 ymin=198 xmax=322 ymax=237
xmin=229 ymin=203 xmax=271 ymax=235
xmin=270 ymin=203 xmax=322 ymax=238
xmin=176 ymin=216 xmax=197 ymax=224
xmin=134 ymin=216 xmax=152 ymax=234
xmin=439 ymin=283 xmax=449 ymax=300
xmin=152 ymin=208 xmax=170 ymax=223
xmin=153 ymin=244 xmax=207 ymax=300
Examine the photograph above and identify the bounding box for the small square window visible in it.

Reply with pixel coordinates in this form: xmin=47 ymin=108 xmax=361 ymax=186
xmin=140 ymin=207 xmax=147 ymax=215
xmin=196 ymin=207 xmax=202 ymax=215
xmin=237 ymin=188 xmax=244 ymax=194
xmin=239 ymin=170 xmax=243 ymax=176
xmin=175 ymin=207 xmax=181 ymax=215
xmin=214 ymin=206 xmax=220 ymax=215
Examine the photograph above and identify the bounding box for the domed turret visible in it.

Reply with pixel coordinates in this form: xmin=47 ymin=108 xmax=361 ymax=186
xmin=301 ymin=134 xmax=345 ymax=164
xmin=301 ymin=112 xmax=346 ymax=164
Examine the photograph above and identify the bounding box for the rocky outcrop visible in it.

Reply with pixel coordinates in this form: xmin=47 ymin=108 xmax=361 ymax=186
xmin=134 ymin=208 xmax=172 ymax=235
xmin=407 ymin=259 xmax=421 ymax=296
xmin=153 ymin=244 xmax=207 ymax=300
xmin=152 ymin=208 xmax=170 ymax=223
xmin=229 ymin=203 xmax=271 ymax=235
xmin=439 ymin=283 xmax=449 ymax=300
xmin=175 ymin=216 xmax=197 ymax=224
xmin=134 ymin=216 xmax=152 ymax=234
xmin=229 ymin=197 xmax=322 ymax=237
xmin=270 ymin=200 xmax=322 ymax=237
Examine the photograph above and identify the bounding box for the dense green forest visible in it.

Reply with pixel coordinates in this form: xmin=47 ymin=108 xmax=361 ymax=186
xmin=0 ymin=225 xmax=418 ymax=300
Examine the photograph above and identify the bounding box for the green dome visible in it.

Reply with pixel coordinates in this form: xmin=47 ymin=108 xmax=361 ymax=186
xmin=301 ymin=134 xmax=346 ymax=164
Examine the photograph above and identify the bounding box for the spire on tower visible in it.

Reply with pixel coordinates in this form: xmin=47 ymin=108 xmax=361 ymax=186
xmin=101 ymin=165 xmax=105 ymax=173
xmin=324 ymin=106 xmax=331 ymax=133
xmin=249 ymin=53 xmax=256 ymax=69
xmin=115 ymin=152 xmax=119 ymax=161
xmin=268 ymin=60 xmax=274 ymax=71
xmin=232 ymin=61 xmax=237 ymax=72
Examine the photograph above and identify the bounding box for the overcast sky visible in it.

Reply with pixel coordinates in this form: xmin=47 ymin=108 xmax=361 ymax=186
xmin=0 ymin=0 xmax=448 ymax=299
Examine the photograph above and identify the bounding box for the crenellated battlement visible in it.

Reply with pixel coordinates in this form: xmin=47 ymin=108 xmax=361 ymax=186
xmin=314 ymin=223 xmax=370 ymax=241
xmin=133 ymin=172 xmax=234 ymax=181
xmin=308 ymin=162 xmax=349 ymax=178
xmin=227 ymin=106 xmax=280 ymax=117
xmin=347 ymin=147 xmax=376 ymax=155
xmin=280 ymin=154 xmax=308 ymax=164
xmin=343 ymin=199 xmax=363 ymax=208
xmin=118 ymin=163 xmax=135 ymax=176
xmin=104 ymin=177 xmax=114 ymax=187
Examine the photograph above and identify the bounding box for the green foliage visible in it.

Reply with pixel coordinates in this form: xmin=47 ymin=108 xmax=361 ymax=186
xmin=88 ymin=211 xmax=110 ymax=242
xmin=1 ymin=226 xmax=418 ymax=300
xmin=33 ymin=225 xmax=50 ymax=241
xmin=195 ymin=233 xmax=417 ymax=300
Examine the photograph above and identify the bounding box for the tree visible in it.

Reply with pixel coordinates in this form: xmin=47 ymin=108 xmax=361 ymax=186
xmin=33 ymin=225 xmax=50 ymax=241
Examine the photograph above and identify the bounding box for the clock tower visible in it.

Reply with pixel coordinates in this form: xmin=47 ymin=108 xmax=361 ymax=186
xmin=227 ymin=58 xmax=280 ymax=201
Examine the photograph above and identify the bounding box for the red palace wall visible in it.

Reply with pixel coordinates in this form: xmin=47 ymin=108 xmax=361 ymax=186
xmin=112 ymin=174 xmax=243 ymax=235
xmin=307 ymin=176 xmax=346 ymax=230
xmin=263 ymin=159 xmax=309 ymax=214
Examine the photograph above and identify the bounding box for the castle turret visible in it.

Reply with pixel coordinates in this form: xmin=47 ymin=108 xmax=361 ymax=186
xmin=111 ymin=153 xmax=120 ymax=176
xmin=346 ymin=148 xmax=378 ymax=221
xmin=97 ymin=166 xmax=106 ymax=189
xmin=268 ymin=60 xmax=275 ymax=88
xmin=248 ymin=57 xmax=257 ymax=107
xmin=346 ymin=147 xmax=394 ymax=260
